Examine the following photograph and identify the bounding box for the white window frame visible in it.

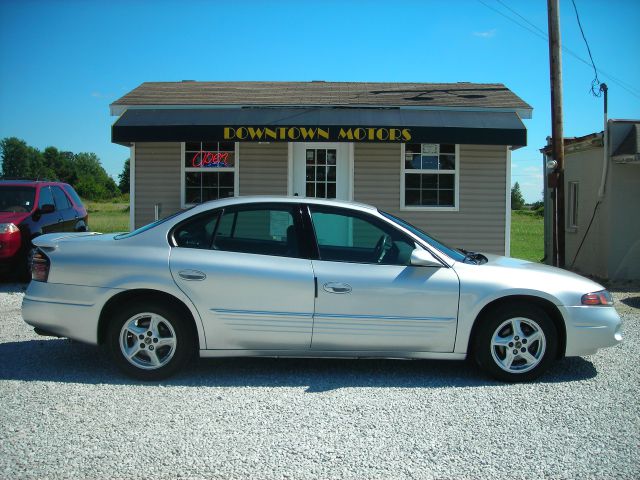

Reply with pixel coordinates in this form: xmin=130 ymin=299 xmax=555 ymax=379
xmin=180 ymin=142 xmax=240 ymax=209
xmin=568 ymin=181 xmax=579 ymax=230
xmin=400 ymin=143 xmax=460 ymax=212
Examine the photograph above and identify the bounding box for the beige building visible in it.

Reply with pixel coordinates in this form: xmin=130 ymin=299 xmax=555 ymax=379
xmin=542 ymin=120 xmax=640 ymax=280
xmin=110 ymin=81 xmax=531 ymax=255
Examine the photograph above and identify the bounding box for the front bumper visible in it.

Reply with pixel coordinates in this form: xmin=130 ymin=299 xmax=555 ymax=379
xmin=561 ymin=305 xmax=623 ymax=356
xmin=22 ymin=281 xmax=121 ymax=345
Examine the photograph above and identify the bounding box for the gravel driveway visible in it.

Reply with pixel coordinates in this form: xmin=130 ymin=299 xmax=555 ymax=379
xmin=1 ymin=282 xmax=639 ymax=479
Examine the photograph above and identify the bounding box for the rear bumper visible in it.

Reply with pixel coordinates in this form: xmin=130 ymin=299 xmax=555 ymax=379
xmin=561 ymin=305 xmax=623 ymax=356
xmin=22 ymin=281 xmax=122 ymax=345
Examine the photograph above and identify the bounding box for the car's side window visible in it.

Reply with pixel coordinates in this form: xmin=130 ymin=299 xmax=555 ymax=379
xmin=309 ymin=207 xmax=415 ymax=265
xmin=173 ymin=212 xmax=220 ymax=250
xmin=38 ymin=187 xmax=55 ymax=209
xmin=51 ymin=186 xmax=71 ymax=210
xmin=212 ymin=206 xmax=300 ymax=258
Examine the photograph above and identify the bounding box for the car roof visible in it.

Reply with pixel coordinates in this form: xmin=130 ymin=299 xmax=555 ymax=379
xmin=0 ymin=180 xmax=69 ymax=187
xmin=189 ymin=195 xmax=378 ymax=215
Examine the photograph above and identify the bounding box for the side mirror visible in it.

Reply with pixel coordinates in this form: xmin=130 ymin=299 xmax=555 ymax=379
xmin=39 ymin=204 xmax=55 ymax=214
xmin=410 ymin=248 xmax=442 ymax=267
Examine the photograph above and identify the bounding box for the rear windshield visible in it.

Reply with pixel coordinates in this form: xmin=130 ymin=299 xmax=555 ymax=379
xmin=114 ymin=209 xmax=190 ymax=239
xmin=0 ymin=186 xmax=36 ymax=213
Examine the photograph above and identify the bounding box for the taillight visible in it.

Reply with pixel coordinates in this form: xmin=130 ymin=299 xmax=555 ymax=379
xmin=0 ymin=223 xmax=22 ymax=258
xmin=31 ymin=250 xmax=50 ymax=282
xmin=581 ymin=290 xmax=614 ymax=306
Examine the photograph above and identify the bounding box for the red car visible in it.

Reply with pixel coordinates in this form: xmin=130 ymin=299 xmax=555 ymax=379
xmin=0 ymin=180 xmax=88 ymax=279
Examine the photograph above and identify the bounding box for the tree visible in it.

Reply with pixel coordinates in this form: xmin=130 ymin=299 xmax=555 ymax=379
xmin=1 ymin=137 xmax=31 ymax=178
xmin=511 ymin=182 xmax=525 ymax=210
xmin=118 ymin=158 xmax=130 ymax=194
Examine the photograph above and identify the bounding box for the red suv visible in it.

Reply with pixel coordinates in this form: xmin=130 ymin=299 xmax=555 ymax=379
xmin=0 ymin=180 xmax=88 ymax=278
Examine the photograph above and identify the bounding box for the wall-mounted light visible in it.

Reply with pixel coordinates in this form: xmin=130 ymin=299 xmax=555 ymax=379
xmin=546 ymin=159 xmax=558 ymax=170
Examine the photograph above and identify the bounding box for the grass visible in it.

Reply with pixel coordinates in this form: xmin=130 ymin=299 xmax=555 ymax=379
xmin=84 ymin=200 xmax=130 ymax=233
xmin=511 ymin=210 xmax=544 ymax=262
xmin=83 ymin=199 xmax=546 ymax=263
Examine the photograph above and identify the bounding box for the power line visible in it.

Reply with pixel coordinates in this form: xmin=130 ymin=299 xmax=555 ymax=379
xmin=477 ymin=0 xmax=640 ymax=100
xmin=570 ymin=0 xmax=602 ymax=97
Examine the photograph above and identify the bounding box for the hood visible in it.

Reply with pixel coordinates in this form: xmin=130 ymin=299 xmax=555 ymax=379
xmin=454 ymin=253 xmax=606 ymax=307
xmin=0 ymin=211 xmax=30 ymax=224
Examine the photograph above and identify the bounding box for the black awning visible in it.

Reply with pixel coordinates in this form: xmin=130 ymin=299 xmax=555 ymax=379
xmin=112 ymin=108 xmax=526 ymax=146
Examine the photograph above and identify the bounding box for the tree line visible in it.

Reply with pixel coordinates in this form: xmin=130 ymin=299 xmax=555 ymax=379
xmin=0 ymin=137 xmax=129 ymax=200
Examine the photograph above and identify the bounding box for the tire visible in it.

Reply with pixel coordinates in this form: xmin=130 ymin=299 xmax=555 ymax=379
xmin=107 ymin=301 xmax=195 ymax=380
xmin=473 ymin=304 xmax=558 ymax=382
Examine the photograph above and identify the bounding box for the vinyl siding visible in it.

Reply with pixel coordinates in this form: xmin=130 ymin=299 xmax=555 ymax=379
xmin=238 ymin=143 xmax=288 ymax=196
xmin=134 ymin=142 xmax=182 ymax=228
xmin=354 ymin=143 xmax=508 ymax=254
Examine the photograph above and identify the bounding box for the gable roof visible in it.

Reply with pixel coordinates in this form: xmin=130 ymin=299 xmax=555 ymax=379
xmin=111 ymin=81 xmax=531 ymax=111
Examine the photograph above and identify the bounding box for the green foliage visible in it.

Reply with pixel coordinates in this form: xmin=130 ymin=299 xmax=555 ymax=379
xmin=511 ymin=182 xmax=525 ymax=210
xmin=1 ymin=137 xmax=123 ymax=201
xmin=118 ymin=158 xmax=130 ymax=194
xmin=529 ymin=200 xmax=544 ymax=217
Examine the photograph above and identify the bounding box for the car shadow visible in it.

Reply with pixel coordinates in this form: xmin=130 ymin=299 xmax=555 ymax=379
xmin=0 ymin=282 xmax=28 ymax=293
xmin=0 ymin=338 xmax=597 ymax=391
xmin=620 ymin=296 xmax=640 ymax=309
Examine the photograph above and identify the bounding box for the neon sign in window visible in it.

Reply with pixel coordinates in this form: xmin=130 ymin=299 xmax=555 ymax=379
xmin=191 ymin=150 xmax=231 ymax=168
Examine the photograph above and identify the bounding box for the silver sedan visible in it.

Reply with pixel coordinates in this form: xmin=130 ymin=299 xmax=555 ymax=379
xmin=22 ymin=197 xmax=622 ymax=381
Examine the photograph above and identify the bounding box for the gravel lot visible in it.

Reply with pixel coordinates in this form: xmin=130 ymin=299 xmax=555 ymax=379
xmin=1 ymin=282 xmax=639 ymax=479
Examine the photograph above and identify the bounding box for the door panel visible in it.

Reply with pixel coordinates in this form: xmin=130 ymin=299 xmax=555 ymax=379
xmin=171 ymin=249 xmax=315 ymax=350
xmin=169 ymin=204 xmax=315 ymax=350
xmin=311 ymin=261 xmax=460 ymax=352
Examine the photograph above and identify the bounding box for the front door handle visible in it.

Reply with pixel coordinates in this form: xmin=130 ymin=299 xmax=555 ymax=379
xmin=323 ymin=282 xmax=352 ymax=294
xmin=178 ymin=269 xmax=207 ymax=281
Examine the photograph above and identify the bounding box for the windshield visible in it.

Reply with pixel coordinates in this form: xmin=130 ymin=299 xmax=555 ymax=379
xmin=0 ymin=186 xmax=36 ymax=213
xmin=114 ymin=209 xmax=190 ymax=239
xmin=380 ymin=211 xmax=466 ymax=262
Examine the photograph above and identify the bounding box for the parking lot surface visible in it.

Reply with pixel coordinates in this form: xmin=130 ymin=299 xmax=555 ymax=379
xmin=1 ymin=282 xmax=639 ymax=479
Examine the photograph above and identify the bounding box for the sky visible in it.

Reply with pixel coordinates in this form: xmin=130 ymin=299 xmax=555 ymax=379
xmin=0 ymin=0 xmax=638 ymax=203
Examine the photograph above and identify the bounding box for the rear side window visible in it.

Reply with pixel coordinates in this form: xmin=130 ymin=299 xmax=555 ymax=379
xmin=62 ymin=185 xmax=84 ymax=208
xmin=38 ymin=186 xmax=54 ymax=208
xmin=173 ymin=213 xmax=220 ymax=249
xmin=52 ymin=186 xmax=71 ymax=210
xmin=212 ymin=207 xmax=299 ymax=258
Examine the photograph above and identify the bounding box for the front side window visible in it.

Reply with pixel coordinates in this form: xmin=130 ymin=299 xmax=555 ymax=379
xmin=402 ymin=143 xmax=458 ymax=209
xmin=309 ymin=207 xmax=415 ymax=265
xmin=184 ymin=141 xmax=236 ymax=206
xmin=38 ymin=186 xmax=55 ymax=209
xmin=212 ymin=206 xmax=299 ymax=258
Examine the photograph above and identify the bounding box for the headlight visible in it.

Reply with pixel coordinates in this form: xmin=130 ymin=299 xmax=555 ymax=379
xmin=581 ymin=290 xmax=614 ymax=306
xmin=0 ymin=223 xmax=19 ymax=234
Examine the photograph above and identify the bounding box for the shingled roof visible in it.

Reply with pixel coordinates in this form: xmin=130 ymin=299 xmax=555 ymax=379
xmin=111 ymin=81 xmax=531 ymax=110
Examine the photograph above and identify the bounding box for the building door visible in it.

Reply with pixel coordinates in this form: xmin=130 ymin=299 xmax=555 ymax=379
xmin=292 ymin=142 xmax=352 ymax=245
xmin=292 ymin=143 xmax=351 ymax=200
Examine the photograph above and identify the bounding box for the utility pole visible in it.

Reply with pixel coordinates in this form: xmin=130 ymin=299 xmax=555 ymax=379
xmin=547 ymin=0 xmax=565 ymax=267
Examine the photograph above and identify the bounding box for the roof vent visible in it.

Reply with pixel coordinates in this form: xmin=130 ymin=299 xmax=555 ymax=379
xmin=311 ymin=80 xmax=326 ymax=83
xmin=181 ymin=79 xmax=195 ymax=82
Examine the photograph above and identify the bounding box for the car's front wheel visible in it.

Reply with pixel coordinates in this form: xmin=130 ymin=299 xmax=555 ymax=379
xmin=107 ymin=302 xmax=194 ymax=380
xmin=473 ymin=304 xmax=558 ymax=382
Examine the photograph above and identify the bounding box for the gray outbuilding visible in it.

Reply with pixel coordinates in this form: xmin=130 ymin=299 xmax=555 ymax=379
xmin=542 ymin=120 xmax=640 ymax=280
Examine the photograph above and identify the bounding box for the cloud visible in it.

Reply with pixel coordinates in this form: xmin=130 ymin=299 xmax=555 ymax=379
xmin=473 ymin=29 xmax=496 ymax=38
xmin=91 ymin=92 xmax=103 ymax=98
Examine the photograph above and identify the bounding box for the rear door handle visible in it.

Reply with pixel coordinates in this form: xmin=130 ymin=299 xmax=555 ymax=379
xmin=178 ymin=269 xmax=207 ymax=281
xmin=323 ymin=282 xmax=352 ymax=294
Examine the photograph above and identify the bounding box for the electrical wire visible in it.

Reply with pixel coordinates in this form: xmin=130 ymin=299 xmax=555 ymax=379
xmin=570 ymin=0 xmax=602 ymax=97
xmin=570 ymin=200 xmax=601 ymax=267
xmin=476 ymin=0 xmax=640 ymax=101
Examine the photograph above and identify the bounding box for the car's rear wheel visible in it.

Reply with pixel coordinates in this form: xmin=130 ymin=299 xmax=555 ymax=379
xmin=473 ymin=304 xmax=558 ymax=382
xmin=107 ymin=302 xmax=194 ymax=380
